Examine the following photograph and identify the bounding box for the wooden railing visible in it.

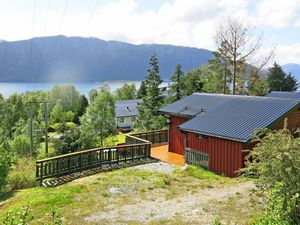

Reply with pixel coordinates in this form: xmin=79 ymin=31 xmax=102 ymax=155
xmin=185 ymin=148 xmax=209 ymax=169
xmin=36 ymin=135 xmax=151 ymax=184
xmin=131 ymin=129 xmax=168 ymax=145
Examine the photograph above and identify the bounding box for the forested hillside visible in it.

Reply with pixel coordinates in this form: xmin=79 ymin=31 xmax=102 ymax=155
xmin=0 ymin=36 xmax=213 ymax=82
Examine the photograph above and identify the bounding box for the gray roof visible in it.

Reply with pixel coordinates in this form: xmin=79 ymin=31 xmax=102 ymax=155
xmin=115 ymin=99 xmax=142 ymax=118
xmin=159 ymin=93 xmax=300 ymax=142
xmin=267 ymin=91 xmax=300 ymax=100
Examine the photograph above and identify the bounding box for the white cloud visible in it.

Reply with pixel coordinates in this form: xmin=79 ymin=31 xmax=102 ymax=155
xmin=0 ymin=0 xmax=299 ymax=65
xmin=275 ymin=44 xmax=300 ymax=65
xmin=253 ymin=0 xmax=300 ymax=28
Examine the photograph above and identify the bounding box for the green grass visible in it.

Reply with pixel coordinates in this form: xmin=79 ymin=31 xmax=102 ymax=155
xmin=103 ymin=134 xmax=126 ymax=146
xmin=0 ymin=166 xmax=261 ymax=224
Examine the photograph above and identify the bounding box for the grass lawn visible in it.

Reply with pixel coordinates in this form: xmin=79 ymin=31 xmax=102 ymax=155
xmin=103 ymin=134 xmax=126 ymax=146
xmin=0 ymin=165 xmax=263 ymax=225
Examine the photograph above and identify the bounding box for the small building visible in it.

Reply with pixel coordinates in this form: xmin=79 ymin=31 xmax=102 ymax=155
xmin=159 ymin=93 xmax=300 ymax=177
xmin=115 ymin=99 xmax=142 ymax=131
xmin=267 ymin=91 xmax=300 ymax=100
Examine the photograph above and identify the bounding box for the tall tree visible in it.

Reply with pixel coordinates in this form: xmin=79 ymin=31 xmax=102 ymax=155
xmin=167 ymin=64 xmax=185 ymax=103
xmin=215 ymin=18 xmax=275 ymax=95
xmin=208 ymin=52 xmax=232 ymax=94
xmin=247 ymin=67 xmax=268 ymax=96
xmin=80 ymin=87 xmax=116 ymax=146
xmin=88 ymin=88 xmax=98 ymax=103
xmin=268 ymin=62 xmax=298 ymax=92
xmin=115 ymin=83 xmax=137 ymax=100
xmin=182 ymin=68 xmax=204 ymax=96
xmin=137 ymin=80 xmax=147 ymax=99
xmin=135 ymin=53 xmax=166 ymax=131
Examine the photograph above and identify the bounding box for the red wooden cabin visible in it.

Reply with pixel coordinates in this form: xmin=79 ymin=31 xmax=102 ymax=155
xmin=160 ymin=93 xmax=300 ymax=177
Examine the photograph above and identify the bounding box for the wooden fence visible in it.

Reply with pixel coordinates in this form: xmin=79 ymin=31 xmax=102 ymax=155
xmin=36 ymin=135 xmax=151 ymax=184
xmin=131 ymin=129 xmax=168 ymax=145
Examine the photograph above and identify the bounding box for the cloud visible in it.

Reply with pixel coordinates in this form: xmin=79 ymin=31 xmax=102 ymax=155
xmin=0 ymin=0 xmax=299 ymax=65
xmin=275 ymin=44 xmax=300 ymax=65
xmin=253 ymin=0 xmax=300 ymax=28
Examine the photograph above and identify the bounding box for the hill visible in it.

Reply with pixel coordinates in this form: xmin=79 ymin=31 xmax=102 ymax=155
xmin=0 ymin=36 xmax=213 ymax=82
xmin=282 ymin=63 xmax=300 ymax=81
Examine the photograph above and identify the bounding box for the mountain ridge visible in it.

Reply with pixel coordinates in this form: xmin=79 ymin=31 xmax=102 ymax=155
xmin=0 ymin=36 xmax=213 ymax=82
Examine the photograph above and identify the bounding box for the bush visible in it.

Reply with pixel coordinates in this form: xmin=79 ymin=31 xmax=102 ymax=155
xmin=242 ymin=127 xmax=300 ymax=223
xmin=0 ymin=144 xmax=11 ymax=191
xmin=11 ymin=135 xmax=31 ymax=157
xmin=7 ymin=158 xmax=37 ymax=190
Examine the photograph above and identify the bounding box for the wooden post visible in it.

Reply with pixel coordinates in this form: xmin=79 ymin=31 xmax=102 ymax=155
xmin=44 ymin=102 xmax=49 ymax=155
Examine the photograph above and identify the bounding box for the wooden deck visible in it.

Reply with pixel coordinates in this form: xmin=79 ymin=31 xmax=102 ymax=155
xmin=151 ymin=145 xmax=184 ymax=166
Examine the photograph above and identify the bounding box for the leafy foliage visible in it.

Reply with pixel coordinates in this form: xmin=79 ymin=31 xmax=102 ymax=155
xmin=80 ymin=86 xmax=116 ymax=146
xmin=7 ymin=158 xmax=37 ymax=190
xmin=114 ymin=83 xmax=137 ymax=100
xmin=0 ymin=143 xmax=12 ymax=191
xmin=247 ymin=67 xmax=268 ymax=96
xmin=242 ymin=127 xmax=300 ymax=224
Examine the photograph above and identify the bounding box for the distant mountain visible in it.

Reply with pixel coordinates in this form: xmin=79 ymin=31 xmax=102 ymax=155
xmin=282 ymin=63 xmax=300 ymax=81
xmin=0 ymin=36 xmax=214 ymax=82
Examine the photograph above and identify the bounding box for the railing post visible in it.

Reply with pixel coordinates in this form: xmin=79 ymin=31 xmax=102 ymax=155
xmin=68 ymin=157 xmax=71 ymax=174
xmin=56 ymin=159 xmax=59 ymax=177
xmin=40 ymin=162 xmax=44 ymax=186
xmin=79 ymin=153 xmax=82 ymax=172
xmin=109 ymin=148 xmax=112 ymax=166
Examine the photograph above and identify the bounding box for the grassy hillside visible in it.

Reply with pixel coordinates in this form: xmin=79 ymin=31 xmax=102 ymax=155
xmin=0 ymin=165 xmax=262 ymax=224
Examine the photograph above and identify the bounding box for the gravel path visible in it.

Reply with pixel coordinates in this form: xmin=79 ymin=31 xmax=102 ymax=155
xmin=84 ymin=162 xmax=255 ymax=225
xmin=129 ymin=161 xmax=180 ymax=174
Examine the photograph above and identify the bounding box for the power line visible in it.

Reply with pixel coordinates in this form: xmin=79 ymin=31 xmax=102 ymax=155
xmin=69 ymin=0 xmax=101 ymax=66
xmin=28 ymin=0 xmax=36 ymax=80
xmin=48 ymin=0 xmax=70 ymax=68
xmin=36 ymin=0 xmax=52 ymax=77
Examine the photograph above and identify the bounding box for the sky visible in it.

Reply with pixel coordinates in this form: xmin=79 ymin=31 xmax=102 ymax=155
xmin=0 ymin=0 xmax=299 ymax=65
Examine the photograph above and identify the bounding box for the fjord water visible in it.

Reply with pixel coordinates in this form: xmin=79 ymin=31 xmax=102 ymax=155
xmin=0 ymin=81 xmax=169 ymax=98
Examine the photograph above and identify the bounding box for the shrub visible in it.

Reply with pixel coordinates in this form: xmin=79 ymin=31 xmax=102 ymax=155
xmin=242 ymin=127 xmax=300 ymax=224
xmin=11 ymin=135 xmax=31 ymax=157
xmin=7 ymin=158 xmax=37 ymax=190
xmin=0 ymin=142 xmax=12 ymax=192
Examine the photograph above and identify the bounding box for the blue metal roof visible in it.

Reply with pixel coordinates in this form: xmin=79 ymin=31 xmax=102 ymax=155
xmin=160 ymin=93 xmax=300 ymax=142
xmin=267 ymin=91 xmax=300 ymax=100
xmin=115 ymin=99 xmax=142 ymax=118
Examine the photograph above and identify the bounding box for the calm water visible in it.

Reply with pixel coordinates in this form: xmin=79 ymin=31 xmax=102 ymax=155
xmin=0 ymin=81 xmax=170 ymax=98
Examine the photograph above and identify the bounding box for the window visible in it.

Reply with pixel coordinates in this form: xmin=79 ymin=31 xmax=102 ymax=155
xmin=119 ymin=117 xmax=124 ymax=123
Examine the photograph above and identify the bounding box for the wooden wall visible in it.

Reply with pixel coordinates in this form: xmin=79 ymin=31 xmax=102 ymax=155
xmin=187 ymin=133 xmax=244 ymax=177
xmin=271 ymin=107 xmax=300 ymax=131
xmin=169 ymin=116 xmax=189 ymax=155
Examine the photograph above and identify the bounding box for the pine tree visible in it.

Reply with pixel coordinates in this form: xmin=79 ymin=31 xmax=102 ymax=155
xmin=167 ymin=64 xmax=185 ymax=103
xmin=137 ymin=80 xmax=147 ymax=99
xmin=268 ymin=62 xmax=298 ymax=92
xmin=134 ymin=53 xmax=166 ymax=131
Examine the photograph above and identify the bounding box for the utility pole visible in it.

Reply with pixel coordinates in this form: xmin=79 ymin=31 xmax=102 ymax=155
xmin=28 ymin=101 xmax=50 ymax=156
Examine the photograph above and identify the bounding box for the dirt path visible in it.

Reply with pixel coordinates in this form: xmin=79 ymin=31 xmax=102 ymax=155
xmin=84 ymin=163 xmax=256 ymax=224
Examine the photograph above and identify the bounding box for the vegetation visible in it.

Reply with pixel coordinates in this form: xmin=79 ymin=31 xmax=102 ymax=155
xmin=114 ymin=83 xmax=137 ymax=100
xmin=267 ymin=62 xmax=298 ymax=92
xmin=214 ymin=18 xmax=274 ymax=95
xmin=135 ymin=53 xmax=167 ymax=131
xmin=80 ymin=86 xmax=116 ymax=146
xmin=167 ymin=64 xmax=185 ymax=103
xmin=0 ymin=166 xmax=260 ymax=224
xmin=243 ymin=126 xmax=300 ymax=224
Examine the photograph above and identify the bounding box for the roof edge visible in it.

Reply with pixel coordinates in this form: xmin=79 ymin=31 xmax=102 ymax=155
xmin=178 ymin=127 xmax=249 ymax=143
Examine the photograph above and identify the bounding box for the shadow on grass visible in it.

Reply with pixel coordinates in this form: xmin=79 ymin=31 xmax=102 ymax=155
xmin=0 ymin=190 xmax=16 ymax=203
